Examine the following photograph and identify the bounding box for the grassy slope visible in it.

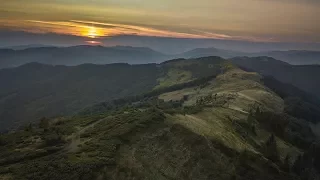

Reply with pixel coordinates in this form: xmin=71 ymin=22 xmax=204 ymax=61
xmin=0 ymin=107 xmax=298 ymax=180
xmin=155 ymin=68 xmax=193 ymax=89
xmin=160 ymin=65 xmax=298 ymax=159
xmin=155 ymin=56 xmax=226 ymax=89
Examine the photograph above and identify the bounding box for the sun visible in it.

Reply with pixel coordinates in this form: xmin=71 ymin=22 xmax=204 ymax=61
xmin=87 ymin=26 xmax=98 ymax=38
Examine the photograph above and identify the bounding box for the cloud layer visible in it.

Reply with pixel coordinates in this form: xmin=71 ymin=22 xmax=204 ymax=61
xmin=1 ymin=0 xmax=320 ymax=43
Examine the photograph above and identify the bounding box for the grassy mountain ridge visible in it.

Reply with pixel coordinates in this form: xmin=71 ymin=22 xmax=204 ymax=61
xmin=1 ymin=61 xmax=319 ymax=180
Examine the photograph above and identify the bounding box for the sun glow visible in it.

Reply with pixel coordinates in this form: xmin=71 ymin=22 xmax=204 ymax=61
xmin=15 ymin=20 xmax=273 ymax=42
xmin=81 ymin=26 xmax=103 ymax=38
xmin=88 ymin=26 xmax=98 ymax=38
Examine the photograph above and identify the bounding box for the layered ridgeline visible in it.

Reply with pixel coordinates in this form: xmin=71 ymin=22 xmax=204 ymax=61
xmin=0 ymin=57 xmax=225 ymax=131
xmin=1 ymin=45 xmax=320 ymax=70
xmin=1 ymin=57 xmax=320 ymax=180
xmin=178 ymin=47 xmax=320 ymax=65
xmin=0 ymin=46 xmax=168 ymax=69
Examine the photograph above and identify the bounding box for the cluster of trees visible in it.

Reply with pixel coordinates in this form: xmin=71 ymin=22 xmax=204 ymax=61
xmin=262 ymin=134 xmax=280 ymax=163
xmin=195 ymin=93 xmax=237 ymax=108
xmin=196 ymin=93 xmax=218 ymax=105
xmin=251 ymin=105 xmax=315 ymax=150
xmin=18 ymin=117 xmax=65 ymax=147
xmin=43 ymin=132 xmax=64 ymax=146
xmin=38 ymin=117 xmax=65 ymax=146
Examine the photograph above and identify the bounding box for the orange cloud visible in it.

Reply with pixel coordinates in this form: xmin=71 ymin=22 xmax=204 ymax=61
xmin=0 ymin=19 xmax=273 ymax=42
xmin=69 ymin=20 xmax=212 ymax=39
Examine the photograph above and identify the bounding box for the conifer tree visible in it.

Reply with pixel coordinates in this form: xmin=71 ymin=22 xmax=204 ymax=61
xmin=263 ymin=134 xmax=280 ymax=162
xmin=39 ymin=117 xmax=49 ymax=129
xmin=283 ymin=154 xmax=291 ymax=172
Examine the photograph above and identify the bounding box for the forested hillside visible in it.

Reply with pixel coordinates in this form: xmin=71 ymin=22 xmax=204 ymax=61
xmin=231 ymin=56 xmax=320 ymax=98
xmin=0 ymin=57 xmax=225 ymax=131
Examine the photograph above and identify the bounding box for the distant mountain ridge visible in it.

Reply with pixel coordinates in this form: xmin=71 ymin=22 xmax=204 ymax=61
xmin=0 ymin=45 xmax=168 ymax=69
xmin=254 ymin=50 xmax=320 ymax=65
xmin=179 ymin=47 xmax=320 ymax=65
xmin=2 ymin=44 xmax=55 ymax=50
xmin=1 ymin=45 xmax=320 ymax=69
xmin=177 ymin=47 xmax=246 ymax=59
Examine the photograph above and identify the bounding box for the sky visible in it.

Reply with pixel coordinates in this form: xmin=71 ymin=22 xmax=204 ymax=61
xmin=1 ymin=0 xmax=320 ymax=52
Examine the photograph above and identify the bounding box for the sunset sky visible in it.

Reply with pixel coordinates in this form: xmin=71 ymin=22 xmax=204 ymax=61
xmin=1 ymin=0 xmax=320 ymax=51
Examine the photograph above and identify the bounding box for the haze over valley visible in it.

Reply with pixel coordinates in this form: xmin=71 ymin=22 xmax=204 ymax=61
xmin=1 ymin=45 xmax=320 ymax=70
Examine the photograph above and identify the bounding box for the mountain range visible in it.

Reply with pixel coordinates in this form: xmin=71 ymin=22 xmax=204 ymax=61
xmin=178 ymin=47 xmax=320 ymax=65
xmin=0 ymin=45 xmax=168 ymax=69
xmin=0 ymin=46 xmax=320 ymax=69
xmin=2 ymin=44 xmax=55 ymax=50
